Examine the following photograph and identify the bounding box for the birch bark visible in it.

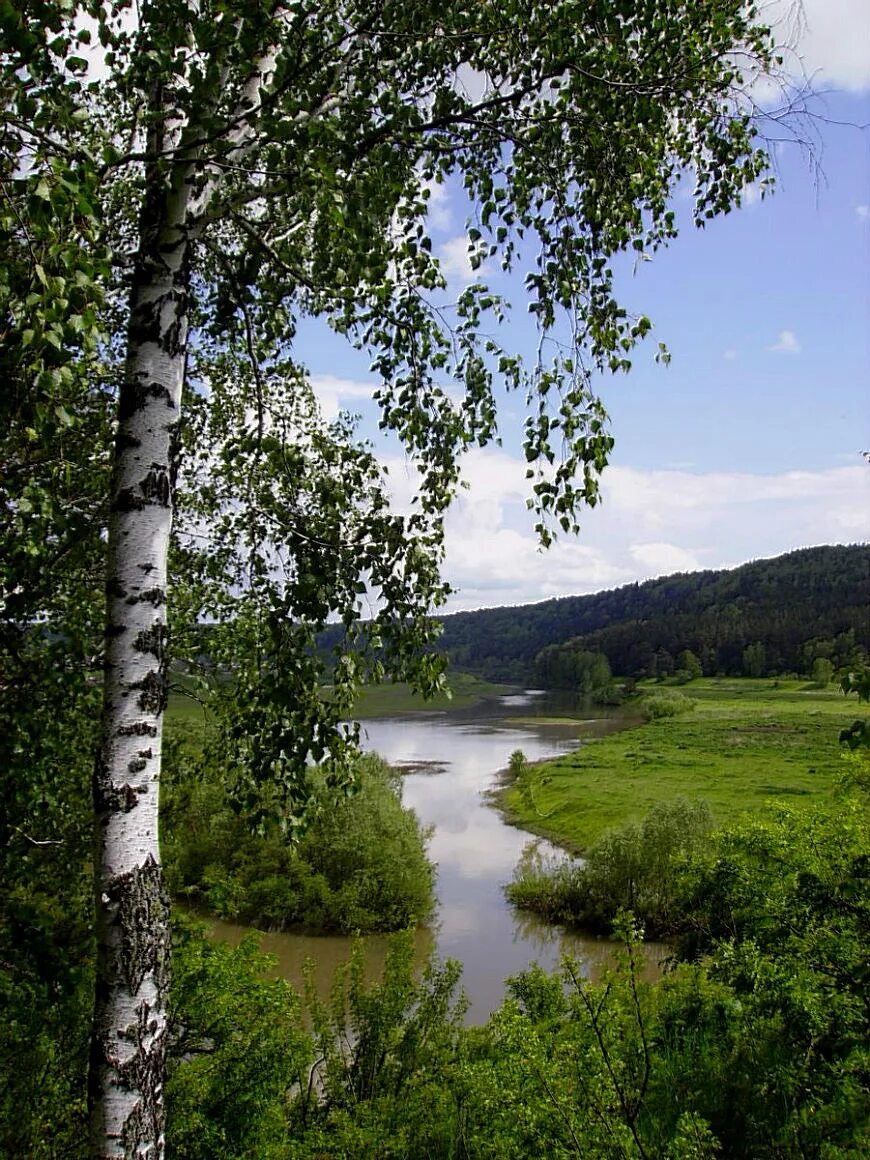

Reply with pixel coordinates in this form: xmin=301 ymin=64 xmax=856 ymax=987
xmin=88 ymin=45 xmax=276 ymax=1152
xmin=89 ymin=167 xmax=190 ymax=1157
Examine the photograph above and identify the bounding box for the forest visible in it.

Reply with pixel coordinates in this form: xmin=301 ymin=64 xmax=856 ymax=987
xmin=2 ymin=0 xmax=868 ymax=1157
xmin=434 ymin=544 xmax=870 ymax=683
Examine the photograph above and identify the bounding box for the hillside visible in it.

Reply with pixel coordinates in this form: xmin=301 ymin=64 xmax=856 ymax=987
xmin=436 ymin=544 xmax=870 ymax=681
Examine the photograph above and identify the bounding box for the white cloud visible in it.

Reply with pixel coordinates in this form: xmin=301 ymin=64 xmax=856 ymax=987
xmin=767 ymin=329 xmax=801 ymax=354
xmin=310 ymin=374 xmax=377 ymax=421
xmin=630 ymin=542 xmax=704 ymax=576
xmin=397 ymin=451 xmax=870 ymax=611
xmin=765 ymin=0 xmax=870 ymax=91
xmin=424 ymin=178 xmax=452 ymax=231
xmin=740 ymin=180 xmax=766 ymax=207
xmin=437 ymin=235 xmax=483 ymax=283
xmin=723 ymin=348 xmax=738 ymax=361
xmin=857 ymin=205 xmax=870 ymax=220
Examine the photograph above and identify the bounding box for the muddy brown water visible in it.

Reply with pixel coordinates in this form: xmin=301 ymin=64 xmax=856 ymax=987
xmin=206 ymin=691 xmax=668 ymax=1022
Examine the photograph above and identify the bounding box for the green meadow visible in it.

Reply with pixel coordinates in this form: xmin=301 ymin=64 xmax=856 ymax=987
xmin=496 ymin=678 xmax=855 ymax=852
xmin=345 ymin=672 xmax=512 ymax=717
xmin=164 ymin=670 xmax=511 ymax=738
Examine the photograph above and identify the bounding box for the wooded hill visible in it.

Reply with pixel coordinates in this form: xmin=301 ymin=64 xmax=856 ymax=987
xmin=435 ymin=544 xmax=870 ymax=682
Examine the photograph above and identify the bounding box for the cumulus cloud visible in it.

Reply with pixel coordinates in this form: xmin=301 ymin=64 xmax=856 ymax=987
xmin=437 ymin=235 xmax=483 ymax=283
xmin=630 ymin=542 xmax=704 ymax=576
xmin=424 ymin=178 xmax=452 ymax=231
xmin=770 ymin=0 xmax=870 ymax=92
xmin=389 ymin=450 xmax=870 ymax=611
xmin=740 ymin=180 xmax=766 ymax=207
xmin=767 ymin=329 xmax=801 ymax=354
xmin=310 ymin=374 xmax=377 ymax=421
xmin=857 ymin=205 xmax=870 ymax=220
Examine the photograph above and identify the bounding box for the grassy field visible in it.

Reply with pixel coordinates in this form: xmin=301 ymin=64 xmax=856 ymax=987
xmin=165 ymin=670 xmax=512 ymax=732
xmin=349 ymin=672 xmax=512 ymax=718
xmin=495 ymin=678 xmax=856 ymax=853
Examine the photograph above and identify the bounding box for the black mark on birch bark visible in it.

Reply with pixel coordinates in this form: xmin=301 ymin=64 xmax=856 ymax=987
xmin=117 ymin=721 xmax=158 ymax=738
xmin=118 ymin=379 xmax=174 ymax=423
xmin=93 ymin=750 xmax=109 ymax=814
xmin=132 ymin=669 xmax=167 ymax=714
xmin=119 ymin=1002 xmax=166 ymax=1159
xmin=96 ymin=780 xmax=146 ymax=814
xmin=140 ymin=464 xmax=171 ymax=507
xmin=125 ymin=587 xmax=166 ymax=607
xmin=134 ymin=624 xmax=167 ymax=660
xmin=168 ymin=420 xmax=182 ymax=496
xmin=116 ymin=429 xmax=142 ymax=452
xmin=109 ymin=853 xmax=170 ymax=996
xmin=94 ymin=995 xmax=166 ymax=1157
xmin=115 ymin=487 xmax=148 ymax=513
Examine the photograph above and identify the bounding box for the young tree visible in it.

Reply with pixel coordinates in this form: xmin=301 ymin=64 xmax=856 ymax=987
xmin=677 ymin=648 xmax=704 ymax=681
xmin=4 ymin=1 xmax=778 ymax=1154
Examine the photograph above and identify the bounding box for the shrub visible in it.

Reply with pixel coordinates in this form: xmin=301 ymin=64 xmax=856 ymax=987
xmin=641 ymin=690 xmax=697 ymax=719
xmin=162 ymin=753 xmax=434 ymax=933
xmin=166 ymin=918 xmax=312 ymax=1160
xmin=506 ymin=798 xmax=714 ymax=937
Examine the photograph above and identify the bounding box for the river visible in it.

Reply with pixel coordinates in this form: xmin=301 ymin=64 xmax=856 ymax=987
xmin=208 ymin=691 xmax=667 ymax=1021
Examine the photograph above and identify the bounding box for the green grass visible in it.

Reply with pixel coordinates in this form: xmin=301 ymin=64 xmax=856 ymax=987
xmin=165 ymin=670 xmax=511 ymax=734
xmin=346 ymin=672 xmax=513 ymax=718
xmin=495 ymin=678 xmax=855 ymax=853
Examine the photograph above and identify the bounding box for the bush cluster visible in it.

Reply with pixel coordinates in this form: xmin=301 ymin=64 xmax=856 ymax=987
xmin=162 ymin=752 xmax=434 ymax=933
xmin=640 ymin=690 xmax=697 ymax=719
xmin=163 ymin=790 xmax=870 ymax=1159
xmin=506 ymin=797 xmax=714 ymax=936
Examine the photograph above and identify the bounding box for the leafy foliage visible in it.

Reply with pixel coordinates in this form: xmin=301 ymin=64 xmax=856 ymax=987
xmin=506 ymin=798 xmax=714 ymax=936
xmin=163 ymin=752 xmax=435 ymax=933
xmin=839 ymin=667 xmax=870 ymax=753
xmin=664 ymin=802 xmax=870 ymax=1156
xmin=535 ymin=645 xmax=617 ymax=701
xmin=159 ymin=808 xmax=870 ymax=1158
xmin=640 ymin=691 xmax=697 ymax=719
xmin=166 ymin=918 xmax=313 ymax=1160
xmin=295 ymin=931 xmax=466 ymax=1157
xmin=18 ymin=783 xmax=862 ymax=1158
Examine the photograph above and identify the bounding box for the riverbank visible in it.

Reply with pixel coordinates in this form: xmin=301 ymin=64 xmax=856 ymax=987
xmin=493 ymin=677 xmax=852 ymax=852
xmin=169 ymin=694 xmax=648 ymax=1020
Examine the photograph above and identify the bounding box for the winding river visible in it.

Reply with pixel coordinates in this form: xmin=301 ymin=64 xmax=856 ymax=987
xmin=209 ymin=691 xmax=666 ymax=1021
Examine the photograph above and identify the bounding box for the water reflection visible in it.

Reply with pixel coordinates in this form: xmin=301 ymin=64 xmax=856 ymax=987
xmin=206 ymin=694 xmax=660 ymax=1022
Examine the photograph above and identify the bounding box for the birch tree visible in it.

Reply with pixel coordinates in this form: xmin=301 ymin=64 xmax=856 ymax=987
xmin=2 ymin=0 xmax=780 ymax=1154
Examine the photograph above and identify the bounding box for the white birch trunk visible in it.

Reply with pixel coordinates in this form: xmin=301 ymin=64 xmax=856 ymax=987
xmin=88 ymin=42 xmax=275 ymax=1155
xmin=90 ymin=181 xmax=190 ymax=1157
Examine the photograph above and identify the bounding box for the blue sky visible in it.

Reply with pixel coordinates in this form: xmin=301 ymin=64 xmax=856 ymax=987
xmin=303 ymin=1 xmax=870 ymax=612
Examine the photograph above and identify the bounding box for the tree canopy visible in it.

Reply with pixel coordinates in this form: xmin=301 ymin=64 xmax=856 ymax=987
xmin=1 ymin=1 xmax=781 ymax=1154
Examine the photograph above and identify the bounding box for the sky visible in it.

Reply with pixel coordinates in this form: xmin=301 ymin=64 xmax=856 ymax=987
xmin=302 ymin=0 xmax=870 ymax=613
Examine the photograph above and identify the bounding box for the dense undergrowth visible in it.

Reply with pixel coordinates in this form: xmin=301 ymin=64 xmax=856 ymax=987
xmin=7 ymin=778 xmax=869 ymax=1158
xmin=4 ymin=677 xmax=868 ymax=1157
xmin=506 ymin=797 xmax=715 ymax=937
xmin=162 ymin=750 xmax=434 ymax=933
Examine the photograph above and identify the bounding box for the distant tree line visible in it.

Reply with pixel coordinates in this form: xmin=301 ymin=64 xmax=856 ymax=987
xmin=432 ymin=545 xmax=870 ymax=683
